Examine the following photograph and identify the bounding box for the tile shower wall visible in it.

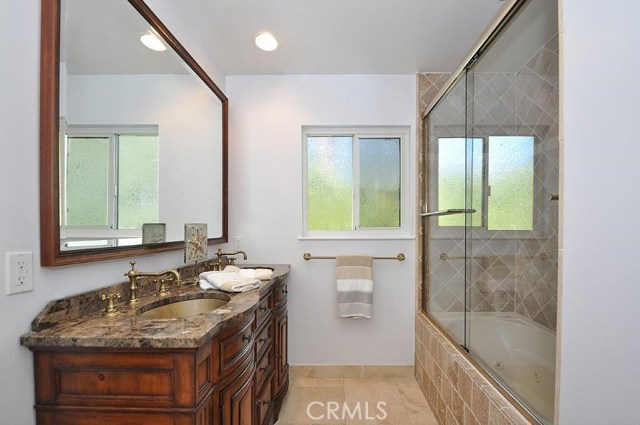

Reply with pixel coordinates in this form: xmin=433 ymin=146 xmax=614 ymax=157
xmin=513 ymin=35 xmax=560 ymax=329
xmin=419 ymin=34 xmax=559 ymax=330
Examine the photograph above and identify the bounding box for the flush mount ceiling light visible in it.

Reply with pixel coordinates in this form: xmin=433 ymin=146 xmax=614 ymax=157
xmin=140 ymin=29 xmax=166 ymax=52
xmin=254 ymin=32 xmax=278 ymax=52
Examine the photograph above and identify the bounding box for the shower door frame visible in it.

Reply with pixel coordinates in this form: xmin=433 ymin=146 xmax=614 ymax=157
xmin=419 ymin=0 xmax=546 ymax=424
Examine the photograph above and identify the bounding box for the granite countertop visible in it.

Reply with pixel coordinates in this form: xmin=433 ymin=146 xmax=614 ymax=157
xmin=20 ymin=264 xmax=290 ymax=350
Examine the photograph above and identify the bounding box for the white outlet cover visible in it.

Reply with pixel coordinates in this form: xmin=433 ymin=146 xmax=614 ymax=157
xmin=5 ymin=251 xmax=34 ymax=295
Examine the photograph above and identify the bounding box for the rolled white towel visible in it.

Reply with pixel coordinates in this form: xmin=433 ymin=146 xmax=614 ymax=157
xmin=199 ymin=271 xmax=259 ymax=293
xmin=238 ymin=268 xmax=273 ymax=280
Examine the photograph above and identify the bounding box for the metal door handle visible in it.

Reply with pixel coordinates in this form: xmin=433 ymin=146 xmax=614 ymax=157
xmin=420 ymin=208 xmax=476 ymax=217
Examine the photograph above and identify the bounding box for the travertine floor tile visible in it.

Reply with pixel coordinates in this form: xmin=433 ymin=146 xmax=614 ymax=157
xmin=276 ymin=374 xmax=436 ymax=425
xmin=318 ymin=378 xmax=344 ymax=387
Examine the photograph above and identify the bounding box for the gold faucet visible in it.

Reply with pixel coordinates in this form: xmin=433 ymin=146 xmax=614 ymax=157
xmin=125 ymin=260 xmax=182 ymax=304
xmin=212 ymin=248 xmax=248 ymax=270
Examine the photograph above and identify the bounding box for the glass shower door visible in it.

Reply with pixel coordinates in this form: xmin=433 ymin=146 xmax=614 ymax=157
xmin=464 ymin=0 xmax=559 ymax=422
xmin=422 ymin=74 xmax=478 ymax=347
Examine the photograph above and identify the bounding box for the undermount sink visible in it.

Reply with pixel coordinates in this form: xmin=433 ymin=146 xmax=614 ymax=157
xmin=137 ymin=295 xmax=230 ymax=320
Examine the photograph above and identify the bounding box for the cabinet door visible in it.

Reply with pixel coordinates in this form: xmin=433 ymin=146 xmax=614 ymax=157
xmin=218 ymin=361 xmax=254 ymax=425
xmin=274 ymin=306 xmax=288 ymax=395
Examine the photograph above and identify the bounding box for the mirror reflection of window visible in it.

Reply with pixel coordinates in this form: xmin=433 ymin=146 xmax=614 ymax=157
xmin=61 ymin=128 xmax=159 ymax=244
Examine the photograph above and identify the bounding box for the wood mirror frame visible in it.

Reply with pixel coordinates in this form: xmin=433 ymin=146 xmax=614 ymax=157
xmin=40 ymin=0 xmax=228 ymax=266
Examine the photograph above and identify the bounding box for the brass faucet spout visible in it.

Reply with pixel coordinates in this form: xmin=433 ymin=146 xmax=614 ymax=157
xmin=124 ymin=260 xmax=182 ymax=303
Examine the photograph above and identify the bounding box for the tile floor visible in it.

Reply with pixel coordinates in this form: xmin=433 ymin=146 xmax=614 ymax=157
xmin=275 ymin=376 xmax=439 ymax=425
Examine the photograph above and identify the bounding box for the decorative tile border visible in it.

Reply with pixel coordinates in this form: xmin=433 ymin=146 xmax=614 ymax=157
xmin=415 ymin=312 xmax=534 ymax=425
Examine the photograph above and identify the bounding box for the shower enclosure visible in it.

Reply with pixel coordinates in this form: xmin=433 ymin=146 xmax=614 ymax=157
xmin=421 ymin=0 xmax=559 ymax=423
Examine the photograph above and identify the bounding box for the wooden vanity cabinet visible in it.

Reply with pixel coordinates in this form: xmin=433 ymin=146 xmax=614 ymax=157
xmin=271 ymin=280 xmax=289 ymax=420
xmin=29 ymin=279 xmax=289 ymax=425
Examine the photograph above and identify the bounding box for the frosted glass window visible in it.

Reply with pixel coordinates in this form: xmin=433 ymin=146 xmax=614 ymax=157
xmin=360 ymin=138 xmax=401 ymax=228
xmin=65 ymin=137 xmax=110 ymax=226
xmin=117 ymin=135 xmax=159 ymax=229
xmin=438 ymin=138 xmax=483 ymax=227
xmin=304 ymin=129 xmax=406 ymax=234
xmin=487 ymin=136 xmax=534 ymax=230
xmin=306 ymin=136 xmax=353 ymax=231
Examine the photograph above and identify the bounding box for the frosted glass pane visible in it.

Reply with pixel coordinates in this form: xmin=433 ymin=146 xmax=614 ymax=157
xmin=65 ymin=137 xmax=110 ymax=226
xmin=488 ymin=136 xmax=534 ymax=230
xmin=307 ymin=136 xmax=353 ymax=231
xmin=359 ymin=138 xmax=400 ymax=228
xmin=117 ymin=135 xmax=159 ymax=229
xmin=438 ymin=138 xmax=483 ymax=226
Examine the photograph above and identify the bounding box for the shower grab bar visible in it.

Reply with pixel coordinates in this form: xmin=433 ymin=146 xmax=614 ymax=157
xmin=421 ymin=208 xmax=476 ymax=217
xmin=303 ymin=252 xmax=406 ymax=261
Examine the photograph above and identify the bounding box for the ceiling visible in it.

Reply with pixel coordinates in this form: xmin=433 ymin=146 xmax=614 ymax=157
xmin=62 ymin=0 xmax=188 ymax=75
xmin=199 ymin=0 xmax=506 ymax=75
xmin=63 ymin=0 xmax=508 ymax=76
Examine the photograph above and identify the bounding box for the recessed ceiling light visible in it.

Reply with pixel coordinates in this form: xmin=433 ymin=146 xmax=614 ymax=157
xmin=140 ymin=29 xmax=166 ymax=52
xmin=255 ymin=32 xmax=278 ymax=52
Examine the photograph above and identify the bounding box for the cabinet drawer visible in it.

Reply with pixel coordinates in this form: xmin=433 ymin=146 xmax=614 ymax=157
xmin=214 ymin=317 xmax=254 ymax=380
xmin=254 ymin=318 xmax=272 ymax=361
xmin=255 ymin=374 xmax=273 ymax=425
xmin=273 ymin=282 xmax=288 ymax=308
xmin=255 ymin=292 xmax=272 ymax=328
xmin=254 ymin=346 xmax=272 ymax=391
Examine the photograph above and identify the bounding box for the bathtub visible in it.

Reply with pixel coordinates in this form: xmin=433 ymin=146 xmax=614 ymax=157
xmin=433 ymin=312 xmax=556 ymax=424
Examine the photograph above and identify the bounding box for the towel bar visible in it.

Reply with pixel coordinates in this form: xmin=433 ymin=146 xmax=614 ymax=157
xmin=303 ymin=252 xmax=405 ymax=261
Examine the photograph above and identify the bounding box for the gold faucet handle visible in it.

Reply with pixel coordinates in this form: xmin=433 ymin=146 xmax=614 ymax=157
xmin=100 ymin=293 xmax=122 ymax=317
xmin=157 ymin=279 xmax=170 ymax=296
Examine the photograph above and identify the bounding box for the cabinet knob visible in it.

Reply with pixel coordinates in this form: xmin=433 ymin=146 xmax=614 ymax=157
xmin=259 ymin=337 xmax=268 ymax=343
xmin=282 ymin=288 xmax=288 ymax=294
xmin=241 ymin=334 xmax=251 ymax=342
xmin=256 ymin=399 xmax=271 ymax=407
xmin=260 ymin=306 xmax=268 ymax=311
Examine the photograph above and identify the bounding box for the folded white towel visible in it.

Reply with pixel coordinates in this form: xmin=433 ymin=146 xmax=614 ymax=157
xmin=198 ymin=271 xmax=259 ymax=293
xmin=238 ymin=268 xmax=273 ymax=280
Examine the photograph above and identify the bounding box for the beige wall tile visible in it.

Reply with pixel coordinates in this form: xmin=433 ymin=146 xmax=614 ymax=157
xmin=471 ymin=382 xmax=490 ymax=424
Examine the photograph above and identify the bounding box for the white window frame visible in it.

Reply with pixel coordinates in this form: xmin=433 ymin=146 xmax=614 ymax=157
xmin=301 ymin=126 xmax=412 ymax=240
xmin=60 ymin=124 xmax=159 ymax=240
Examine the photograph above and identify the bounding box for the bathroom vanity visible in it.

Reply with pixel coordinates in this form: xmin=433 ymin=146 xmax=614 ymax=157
xmin=21 ymin=265 xmax=289 ymax=425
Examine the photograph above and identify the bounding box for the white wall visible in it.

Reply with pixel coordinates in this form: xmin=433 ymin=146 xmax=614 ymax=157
xmin=66 ymin=74 xmax=223 ymax=240
xmin=225 ymin=75 xmax=416 ymax=365
xmin=0 ymin=2 xmax=225 ymax=424
xmin=558 ymin=1 xmax=640 ymax=424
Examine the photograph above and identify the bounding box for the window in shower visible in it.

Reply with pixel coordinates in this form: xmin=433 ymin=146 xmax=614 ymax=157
xmin=302 ymin=126 xmax=409 ymax=238
xmin=437 ymin=135 xmax=534 ymax=231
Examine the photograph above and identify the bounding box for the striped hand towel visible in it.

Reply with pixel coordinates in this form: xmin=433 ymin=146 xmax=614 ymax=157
xmin=336 ymin=255 xmax=373 ymax=319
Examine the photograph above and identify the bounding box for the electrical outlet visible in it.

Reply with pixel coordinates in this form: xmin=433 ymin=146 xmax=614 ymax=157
xmin=5 ymin=252 xmax=34 ymax=295
xmin=234 ymin=236 xmax=243 ymax=251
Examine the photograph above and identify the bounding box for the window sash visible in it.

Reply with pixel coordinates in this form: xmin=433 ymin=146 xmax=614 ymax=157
xmin=61 ymin=125 xmax=158 ymax=231
xmin=302 ymin=126 xmax=410 ymax=238
xmin=434 ymin=135 xmax=536 ymax=234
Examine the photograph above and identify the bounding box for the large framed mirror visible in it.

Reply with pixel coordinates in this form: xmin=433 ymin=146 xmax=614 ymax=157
xmin=40 ymin=0 xmax=228 ymax=266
